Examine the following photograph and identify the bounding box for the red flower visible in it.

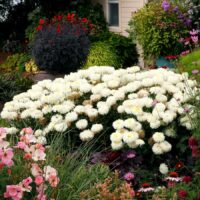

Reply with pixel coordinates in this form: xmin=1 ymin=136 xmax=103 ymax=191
xmin=7 ymin=168 xmax=12 ymax=175
xmin=56 ymin=24 xmax=61 ymax=33
xmin=141 ymin=183 xmax=151 ymax=188
xmin=57 ymin=15 xmax=62 ymax=21
xmin=161 ymin=66 xmax=168 ymax=69
xmin=36 ymin=25 xmax=43 ymax=31
xmin=54 ymin=15 xmax=57 ymax=21
xmin=81 ymin=18 xmax=88 ymax=23
xmin=135 ymin=192 xmax=140 ymax=197
xmin=177 ymin=190 xmax=187 ymax=200
xmin=66 ymin=13 xmax=75 ymax=22
xmin=39 ymin=19 xmax=45 ymax=25
xmin=89 ymin=23 xmax=95 ymax=30
xmin=169 ymin=172 xmax=179 ymax=177
xmin=175 ymin=161 xmax=184 ymax=169
xmin=188 ymin=137 xmax=198 ymax=149
xmin=182 ymin=176 xmax=192 ymax=183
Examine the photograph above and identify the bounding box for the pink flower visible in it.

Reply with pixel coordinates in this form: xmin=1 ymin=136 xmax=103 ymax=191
xmin=22 ymin=127 xmax=33 ymax=135
xmin=37 ymin=193 xmax=46 ymax=200
xmin=0 ymin=148 xmax=14 ymax=166
xmin=191 ymin=35 xmax=198 ymax=43
xmin=44 ymin=166 xmax=57 ymax=180
xmin=22 ymin=177 xmax=33 ymax=187
xmin=124 ymin=172 xmax=135 ymax=181
xmin=35 ymin=176 xmax=44 ymax=185
xmin=32 ymin=149 xmax=46 ymax=161
xmin=48 ymin=175 xmax=60 ymax=187
xmin=0 ymin=140 xmax=9 ymax=149
xmin=0 ymin=127 xmax=7 ymax=140
xmin=31 ymin=163 xmax=42 ymax=177
xmin=181 ymin=50 xmax=190 ymax=55
xmin=190 ymin=29 xmax=199 ymax=36
xmin=4 ymin=185 xmax=23 ymax=200
xmin=16 ymin=142 xmax=26 ymax=149
xmin=192 ymin=69 xmax=199 ymax=74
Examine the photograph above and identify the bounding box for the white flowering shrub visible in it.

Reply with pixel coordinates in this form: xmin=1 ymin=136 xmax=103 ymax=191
xmin=0 ymin=66 xmax=198 ymax=155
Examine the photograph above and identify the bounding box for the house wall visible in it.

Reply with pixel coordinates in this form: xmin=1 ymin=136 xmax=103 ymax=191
xmin=92 ymin=0 xmax=147 ymax=36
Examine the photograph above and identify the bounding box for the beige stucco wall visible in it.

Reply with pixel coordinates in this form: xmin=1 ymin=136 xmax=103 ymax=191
xmin=92 ymin=0 xmax=147 ymax=36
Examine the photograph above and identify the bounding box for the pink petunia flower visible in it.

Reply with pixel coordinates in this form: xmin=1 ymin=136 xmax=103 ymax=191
xmin=48 ymin=175 xmax=60 ymax=187
xmin=0 ymin=148 xmax=14 ymax=166
xmin=35 ymin=176 xmax=44 ymax=185
xmin=124 ymin=172 xmax=135 ymax=181
xmin=4 ymin=185 xmax=23 ymax=200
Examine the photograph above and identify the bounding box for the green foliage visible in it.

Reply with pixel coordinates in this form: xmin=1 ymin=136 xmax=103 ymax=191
xmin=0 ymin=53 xmax=31 ymax=72
xmin=99 ymin=32 xmax=138 ymax=67
xmin=177 ymin=48 xmax=200 ymax=76
xmin=128 ymin=0 xmax=189 ymax=59
xmin=25 ymin=7 xmax=45 ymax=41
xmin=83 ymin=41 xmax=121 ymax=69
xmin=0 ymin=73 xmax=33 ymax=102
xmin=45 ymin=135 xmax=110 ymax=200
xmin=73 ymin=1 xmax=108 ymax=42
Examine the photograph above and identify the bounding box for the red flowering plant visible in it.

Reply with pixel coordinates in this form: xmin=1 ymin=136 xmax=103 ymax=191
xmin=31 ymin=13 xmax=91 ymax=73
xmin=0 ymin=127 xmax=59 ymax=200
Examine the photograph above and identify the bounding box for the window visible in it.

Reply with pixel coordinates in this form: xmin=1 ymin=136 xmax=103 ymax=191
xmin=108 ymin=0 xmax=119 ymax=27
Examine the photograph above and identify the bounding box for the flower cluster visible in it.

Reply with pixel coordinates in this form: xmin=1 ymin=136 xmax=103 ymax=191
xmin=161 ymin=0 xmax=192 ymax=27
xmin=36 ymin=13 xmax=94 ymax=34
xmin=1 ymin=67 xmax=198 ymax=153
xmin=0 ymin=127 xmax=59 ymax=200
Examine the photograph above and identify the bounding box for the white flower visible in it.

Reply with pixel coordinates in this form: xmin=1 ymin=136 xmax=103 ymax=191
xmin=135 ymin=139 xmax=145 ymax=146
xmin=124 ymin=118 xmax=137 ymax=130
xmin=106 ymin=96 xmax=117 ymax=106
xmin=34 ymin=130 xmax=43 ymax=137
xmin=113 ymin=119 xmax=124 ymax=130
xmin=110 ymin=132 xmax=123 ymax=142
xmin=152 ymin=132 xmax=165 ymax=143
xmin=91 ymin=124 xmax=103 ymax=134
xmin=107 ymin=79 xmax=120 ymax=89
xmin=164 ymin=127 xmax=176 ymax=138
xmin=54 ymin=123 xmax=68 ymax=132
xmin=117 ymin=105 xmax=125 ymax=113
xmin=79 ymin=130 xmax=94 ymax=141
xmin=37 ymin=136 xmax=47 ymax=144
xmin=111 ymin=141 xmax=123 ymax=150
xmin=76 ymin=119 xmax=88 ymax=130
xmin=65 ymin=112 xmax=78 ymax=122
xmin=152 ymin=143 xmax=163 ymax=155
xmin=98 ymin=105 xmax=110 ymax=115
xmin=156 ymin=94 xmax=167 ymax=102
xmin=160 ymin=141 xmax=172 ymax=153
xmin=123 ymin=131 xmax=139 ymax=143
xmin=5 ymin=127 xmax=18 ymax=135
xmin=159 ymin=163 xmax=169 ymax=174
xmin=155 ymin=103 xmax=166 ymax=112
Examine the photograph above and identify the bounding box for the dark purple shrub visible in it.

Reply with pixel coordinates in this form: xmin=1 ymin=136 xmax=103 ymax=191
xmin=31 ymin=19 xmax=90 ymax=73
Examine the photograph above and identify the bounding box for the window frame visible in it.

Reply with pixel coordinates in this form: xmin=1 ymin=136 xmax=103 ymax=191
xmin=107 ymin=0 xmax=121 ymax=31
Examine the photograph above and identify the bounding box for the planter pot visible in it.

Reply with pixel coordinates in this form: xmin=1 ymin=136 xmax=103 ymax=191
xmin=156 ymin=56 xmax=175 ymax=68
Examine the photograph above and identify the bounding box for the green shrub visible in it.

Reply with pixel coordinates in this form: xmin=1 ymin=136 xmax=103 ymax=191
xmin=0 ymin=53 xmax=31 ymax=72
xmin=0 ymin=73 xmax=33 ymax=102
xmin=104 ymin=32 xmax=138 ymax=67
xmin=31 ymin=14 xmax=90 ymax=73
xmin=83 ymin=41 xmax=121 ymax=69
xmin=177 ymin=48 xmax=200 ymax=76
xmin=128 ymin=0 xmax=190 ymax=59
